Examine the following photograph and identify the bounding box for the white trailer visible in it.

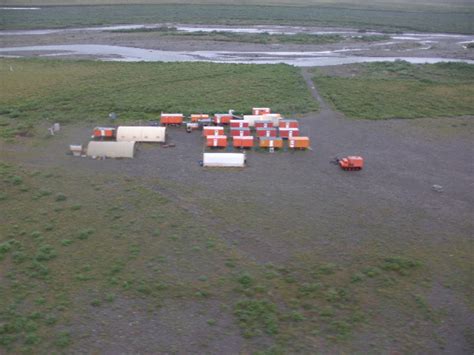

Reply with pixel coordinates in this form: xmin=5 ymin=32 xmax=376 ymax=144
xmin=202 ymin=153 xmax=246 ymax=167
xmin=116 ymin=126 xmax=166 ymax=143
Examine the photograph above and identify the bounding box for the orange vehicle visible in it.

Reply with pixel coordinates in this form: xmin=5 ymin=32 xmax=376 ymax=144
xmin=288 ymin=137 xmax=310 ymax=149
xmin=206 ymin=135 xmax=227 ymax=148
xmin=233 ymin=136 xmax=254 ymax=148
xmin=337 ymin=156 xmax=364 ymax=171
xmin=191 ymin=114 xmax=209 ymax=122
xmin=259 ymin=137 xmax=283 ymax=149
xmin=161 ymin=113 xmax=184 ymax=125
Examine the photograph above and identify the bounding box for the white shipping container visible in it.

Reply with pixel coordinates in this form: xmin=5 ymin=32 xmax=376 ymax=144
xmin=203 ymin=153 xmax=245 ymax=167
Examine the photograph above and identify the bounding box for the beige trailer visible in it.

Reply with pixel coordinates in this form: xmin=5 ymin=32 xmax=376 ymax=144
xmin=87 ymin=141 xmax=136 ymax=159
xmin=116 ymin=126 xmax=166 ymax=143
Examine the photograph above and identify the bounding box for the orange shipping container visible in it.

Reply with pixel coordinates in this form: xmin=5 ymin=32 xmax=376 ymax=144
xmin=233 ymin=136 xmax=254 ymax=148
xmin=279 ymin=119 xmax=299 ymax=129
xmin=92 ymin=127 xmax=116 ymax=139
xmin=214 ymin=114 xmax=232 ymax=125
xmin=255 ymin=120 xmax=273 ymax=129
xmin=161 ymin=113 xmax=184 ymax=125
xmin=259 ymin=137 xmax=283 ymax=149
xmin=256 ymin=127 xmax=277 ymax=138
xmin=206 ymin=135 xmax=227 ymax=148
xmin=230 ymin=128 xmax=251 ymax=137
xmin=289 ymin=137 xmax=310 ymax=149
xmin=279 ymin=127 xmax=300 ymax=139
xmin=230 ymin=120 xmax=249 ymax=128
xmin=252 ymin=107 xmax=271 ymax=115
xmin=191 ymin=114 xmax=209 ymax=122
xmin=203 ymin=126 xmax=224 ymax=137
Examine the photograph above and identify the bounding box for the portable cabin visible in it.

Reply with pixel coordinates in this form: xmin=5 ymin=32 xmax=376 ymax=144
xmin=230 ymin=128 xmax=251 ymax=137
xmin=203 ymin=126 xmax=224 ymax=137
xmin=230 ymin=120 xmax=249 ymax=128
xmin=203 ymin=153 xmax=245 ymax=167
xmin=243 ymin=114 xmax=281 ymax=128
xmin=256 ymin=127 xmax=277 ymax=138
xmin=254 ymin=120 xmax=273 ymax=129
xmin=252 ymin=107 xmax=271 ymax=115
xmin=160 ymin=113 xmax=183 ymax=125
xmin=92 ymin=127 xmax=116 ymax=140
xmin=214 ymin=114 xmax=232 ymax=125
xmin=206 ymin=135 xmax=227 ymax=148
xmin=233 ymin=136 xmax=254 ymax=148
xmin=87 ymin=141 xmax=135 ymax=159
xmin=279 ymin=127 xmax=300 ymax=139
xmin=279 ymin=119 xmax=299 ymax=129
xmin=259 ymin=137 xmax=283 ymax=149
xmin=116 ymin=126 xmax=166 ymax=143
xmin=288 ymin=137 xmax=310 ymax=149
xmin=191 ymin=114 xmax=209 ymax=122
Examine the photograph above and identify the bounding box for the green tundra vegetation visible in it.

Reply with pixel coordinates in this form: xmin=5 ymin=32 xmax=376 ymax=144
xmin=312 ymin=61 xmax=474 ymax=119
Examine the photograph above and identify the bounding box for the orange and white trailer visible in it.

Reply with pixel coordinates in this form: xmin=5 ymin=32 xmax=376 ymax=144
xmin=252 ymin=107 xmax=271 ymax=115
xmin=233 ymin=136 xmax=254 ymax=148
xmin=92 ymin=127 xmax=116 ymax=140
xmin=229 ymin=120 xmax=249 ymax=128
xmin=203 ymin=126 xmax=224 ymax=137
xmin=279 ymin=119 xmax=299 ymax=129
xmin=279 ymin=127 xmax=300 ymax=139
xmin=161 ymin=113 xmax=184 ymax=125
xmin=256 ymin=127 xmax=277 ymax=138
xmin=206 ymin=135 xmax=227 ymax=148
xmin=214 ymin=114 xmax=232 ymax=125
xmin=288 ymin=137 xmax=310 ymax=149
xmin=230 ymin=128 xmax=251 ymax=137
xmin=259 ymin=137 xmax=283 ymax=149
xmin=254 ymin=120 xmax=273 ymax=129
xmin=191 ymin=114 xmax=209 ymax=122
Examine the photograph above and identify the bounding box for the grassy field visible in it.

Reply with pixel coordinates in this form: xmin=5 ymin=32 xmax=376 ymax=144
xmin=1 ymin=159 xmax=468 ymax=353
xmin=312 ymin=61 xmax=474 ymax=119
xmin=0 ymin=59 xmax=317 ymax=138
xmin=1 ymin=3 xmax=473 ymax=34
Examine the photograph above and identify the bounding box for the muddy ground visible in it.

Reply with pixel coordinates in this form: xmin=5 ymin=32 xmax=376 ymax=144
xmin=1 ymin=67 xmax=473 ymax=353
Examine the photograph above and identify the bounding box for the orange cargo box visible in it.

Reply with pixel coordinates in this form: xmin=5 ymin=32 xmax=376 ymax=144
xmin=252 ymin=107 xmax=271 ymax=115
xmin=279 ymin=119 xmax=299 ymax=129
xmin=230 ymin=120 xmax=249 ymax=128
xmin=289 ymin=137 xmax=310 ymax=149
xmin=214 ymin=114 xmax=232 ymax=125
xmin=230 ymin=128 xmax=251 ymax=137
xmin=233 ymin=136 xmax=254 ymax=148
xmin=206 ymin=135 xmax=227 ymax=148
xmin=203 ymin=126 xmax=224 ymax=137
xmin=259 ymin=137 xmax=283 ymax=149
xmin=161 ymin=113 xmax=184 ymax=125
xmin=279 ymin=127 xmax=300 ymax=139
xmin=191 ymin=114 xmax=209 ymax=122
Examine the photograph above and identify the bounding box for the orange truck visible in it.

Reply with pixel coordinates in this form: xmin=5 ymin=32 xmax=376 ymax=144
xmin=288 ymin=137 xmax=310 ymax=149
xmin=161 ymin=113 xmax=184 ymax=125
xmin=206 ymin=135 xmax=227 ymax=148
xmin=338 ymin=156 xmax=364 ymax=171
xmin=259 ymin=137 xmax=283 ymax=149
xmin=233 ymin=136 xmax=254 ymax=148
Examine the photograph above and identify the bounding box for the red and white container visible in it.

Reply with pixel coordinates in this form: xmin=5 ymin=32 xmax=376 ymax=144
xmin=214 ymin=114 xmax=232 ymax=125
xmin=233 ymin=136 xmax=254 ymax=148
xmin=279 ymin=119 xmax=299 ymax=129
xmin=161 ymin=113 xmax=184 ymax=125
xmin=230 ymin=128 xmax=251 ymax=137
xmin=289 ymin=137 xmax=310 ymax=149
xmin=229 ymin=120 xmax=249 ymax=128
xmin=92 ymin=127 xmax=116 ymax=139
xmin=203 ymin=126 xmax=224 ymax=137
xmin=206 ymin=135 xmax=227 ymax=148
xmin=191 ymin=114 xmax=209 ymax=122
xmin=254 ymin=120 xmax=273 ymax=129
xmin=256 ymin=127 xmax=277 ymax=138
xmin=259 ymin=137 xmax=283 ymax=149
xmin=279 ymin=127 xmax=300 ymax=139
xmin=252 ymin=107 xmax=271 ymax=115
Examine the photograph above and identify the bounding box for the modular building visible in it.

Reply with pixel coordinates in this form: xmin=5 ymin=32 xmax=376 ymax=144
xmin=92 ymin=127 xmax=116 ymax=140
xmin=87 ymin=141 xmax=136 ymax=159
xmin=289 ymin=137 xmax=310 ymax=149
xmin=252 ymin=107 xmax=271 ymax=115
xmin=279 ymin=127 xmax=300 ymax=139
xmin=191 ymin=114 xmax=209 ymax=122
xmin=243 ymin=114 xmax=281 ymax=127
xmin=255 ymin=120 xmax=273 ymax=129
xmin=256 ymin=127 xmax=277 ymax=138
xmin=230 ymin=120 xmax=249 ymax=128
xmin=161 ymin=113 xmax=184 ymax=125
xmin=116 ymin=126 xmax=166 ymax=143
xmin=259 ymin=137 xmax=283 ymax=149
xmin=230 ymin=128 xmax=251 ymax=137
xmin=203 ymin=153 xmax=245 ymax=167
xmin=233 ymin=136 xmax=254 ymax=148
xmin=214 ymin=114 xmax=232 ymax=125
xmin=279 ymin=119 xmax=299 ymax=129
xmin=203 ymin=126 xmax=224 ymax=137
xmin=206 ymin=135 xmax=228 ymax=148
